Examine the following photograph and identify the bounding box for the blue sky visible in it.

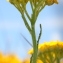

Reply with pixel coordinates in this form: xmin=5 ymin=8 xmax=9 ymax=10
xmin=0 ymin=0 xmax=63 ymax=59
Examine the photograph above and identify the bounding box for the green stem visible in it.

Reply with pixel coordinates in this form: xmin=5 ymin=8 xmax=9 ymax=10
xmin=56 ymin=58 xmax=60 ymax=63
xmin=25 ymin=9 xmax=31 ymax=21
xmin=37 ymin=24 xmax=42 ymax=48
xmin=22 ymin=15 xmax=32 ymax=33
xmin=31 ymin=25 xmax=37 ymax=63
xmin=30 ymin=0 xmax=34 ymax=12
xmin=55 ymin=49 xmax=60 ymax=63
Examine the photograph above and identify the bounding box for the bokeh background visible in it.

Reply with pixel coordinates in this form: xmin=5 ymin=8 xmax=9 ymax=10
xmin=0 ymin=0 xmax=63 ymax=59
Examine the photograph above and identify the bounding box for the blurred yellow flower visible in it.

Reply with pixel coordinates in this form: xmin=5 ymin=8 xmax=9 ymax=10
xmin=22 ymin=58 xmax=43 ymax=63
xmin=37 ymin=59 xmax=43 ymax=63
xmin=28 ymin=41 xmax=63 ymax=63
xmin=7 ymin=0 xmax=28 ymax=4
xmin=45 ymin=0 xmax=58 ymax=6
xmin=22 ymin=59 xmax=30 ymax=63
xmin=28 ymin=41 xmax=63 ymax=54
xmin=7 ymin=54 xmax=21 ymax=63
xmin=0 ymin=52 xmax=21 ymax=63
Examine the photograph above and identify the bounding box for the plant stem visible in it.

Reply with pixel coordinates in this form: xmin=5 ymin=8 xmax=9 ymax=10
xmin=31 ymin=25 xmax=37 ymax=63
xmin=56 ymin=58 xmax=60 ymax=63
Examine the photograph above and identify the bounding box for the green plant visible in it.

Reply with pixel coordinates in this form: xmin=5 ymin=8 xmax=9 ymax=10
xmin=7 ymin=0 xmax=58 ymax=63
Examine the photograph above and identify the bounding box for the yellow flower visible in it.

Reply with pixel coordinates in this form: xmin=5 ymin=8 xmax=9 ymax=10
xmin=0 ymin=52 xmax=21 ymax=63
xmin=29 ymin=41 xmax=63 ymax=54
xmin=45 ymin=0 xmax=58 ymax=6
xmin=7 ymin=0 xmax=28 ymax=5
xmin=28 ymin=48 xmax=33 ymax=54
xmin=28 ymin=41 xmax=63 ymax=63
xmin=7 ymin=0 xmax=16 ymax=4
xmin=7 ymin=54 xmax=21 ymax=63
xmin=54 ymin=0 xmax=58 ymax=4
xmin=37 ymin=59 xmax=43 ymax=63
xmin=22 ymin=58 xmax=43 ymax=63
xmin=22 ymin=59 xmax=30 ymax=63
xmin=0 ymin=52 xmax=4 ymax=63
xmin=32 ymin=0 xmax=38 ymax=2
